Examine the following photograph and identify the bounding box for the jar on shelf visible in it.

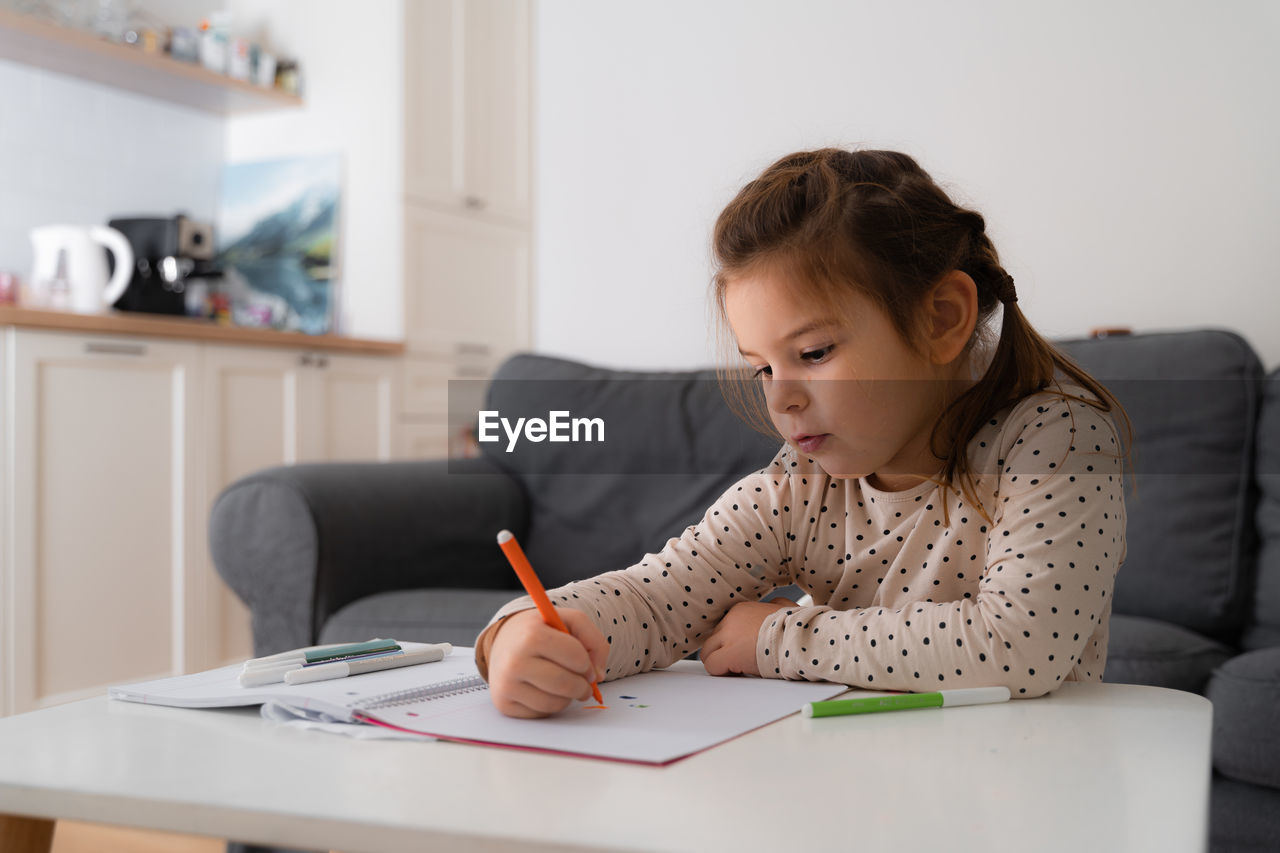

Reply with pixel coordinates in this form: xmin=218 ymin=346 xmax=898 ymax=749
xmin=275 ymin=59 xmax=301 ymax=95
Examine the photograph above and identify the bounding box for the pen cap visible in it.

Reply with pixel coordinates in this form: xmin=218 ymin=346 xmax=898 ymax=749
xmin=238 ymin=663 xmax=301 ymax=687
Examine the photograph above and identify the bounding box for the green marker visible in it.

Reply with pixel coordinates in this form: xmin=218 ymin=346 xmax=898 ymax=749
xmin=803 ymin=686 xmax=1011 ymax=718
xmin=303 ymin=639 xmax=401 ymax=664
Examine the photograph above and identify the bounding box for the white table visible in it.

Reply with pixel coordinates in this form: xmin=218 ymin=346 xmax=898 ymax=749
xmin=0 ymin=681 xmax=1210 ymax=853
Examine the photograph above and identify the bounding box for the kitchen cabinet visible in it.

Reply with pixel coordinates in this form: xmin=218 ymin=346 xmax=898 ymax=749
xmin=395 ymin=421 xmax=454 ymax=460
xmin=399 ymin=0 xmax=532 ymax=458
xmin=299 ymin=351 xmax=397 ymax=463
xmin=398 ymin=201 xmax=529 ymax=461
xmin=397 ymin=346 xmax=494 ymax=459
xmin=2 ymin=329 xmax=206 ymax=716
xmin=0 ymin=324 xmax=399 ymax=716
xmin=404 ymin=0 xmax=531 ymax=223
xmin=202 ymin=345 xmax=396 ymax=666
xmin=202 ymin=345 xmax=301 ymax=668
xmin=403 ymin=206 xmax=530 ymax=355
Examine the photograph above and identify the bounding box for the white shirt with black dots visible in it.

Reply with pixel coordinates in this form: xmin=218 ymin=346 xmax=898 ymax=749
xmin=485 ymin=387 xmax=1126 ymax=699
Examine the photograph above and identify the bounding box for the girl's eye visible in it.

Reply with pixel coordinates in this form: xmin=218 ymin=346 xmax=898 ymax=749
xmin=802 ymin=345 xmax=834 ymax=363
xmin=752 ymin=365 xmax=773 ymax=379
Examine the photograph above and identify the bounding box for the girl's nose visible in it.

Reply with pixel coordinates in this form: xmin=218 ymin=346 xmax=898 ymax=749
xmin=766 ymin=377 xmax=807 ymax=414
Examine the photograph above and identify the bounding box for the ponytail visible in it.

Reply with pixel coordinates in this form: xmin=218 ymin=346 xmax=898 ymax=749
xmin=935 ymin=294 xmax=1130 ymax=523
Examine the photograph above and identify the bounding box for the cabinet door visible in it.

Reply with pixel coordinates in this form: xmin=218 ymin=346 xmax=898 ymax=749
xmin=404 ymin=0 xmax=462 ymax=208
xmin=6 ymin=330 xmax=204 ymax=713
xmin=203 ymin=345 xmax=307 ymax=667
xmin=299 ymin=352 xmax=396 ymax=463
xmin=395 ymin=421 xmax=452 ymax=460
xmin=462 ymin=0 xmax=531 ymax=221
xmin=404 ymin=0 xmax=530 ymax=222
xmin=395 ymin=351 xmax=493 ymax=461
xmin=404 ymin=204 xmax=530 ymax=353
xmin=202 ymin=347 xmax=396 ymax=666
xmin=205 ymin=346 xmax=305 ymax=481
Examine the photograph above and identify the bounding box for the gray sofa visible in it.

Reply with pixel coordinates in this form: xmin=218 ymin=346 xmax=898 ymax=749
xmin=211 ymin=329 xmax=1279 ymax=852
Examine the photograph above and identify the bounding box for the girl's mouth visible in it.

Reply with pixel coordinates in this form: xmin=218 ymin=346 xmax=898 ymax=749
xmin=791 ymin=433 xmax=828 ymax=453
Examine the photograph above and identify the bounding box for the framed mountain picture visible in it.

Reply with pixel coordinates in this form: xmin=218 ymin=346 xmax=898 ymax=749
xmin=218 ymin=154 xmax=343 ymax=334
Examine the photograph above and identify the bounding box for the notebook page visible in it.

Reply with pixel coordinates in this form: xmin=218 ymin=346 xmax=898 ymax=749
xmin=362 ymin=662 xmax=852 ymax=765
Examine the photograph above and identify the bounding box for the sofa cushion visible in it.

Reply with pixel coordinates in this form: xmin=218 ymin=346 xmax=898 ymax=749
xmin=319 ymin=588 xmax=523 ymax=648
xmin=479 ymin=354 xmax=780 ymax=588
xmin=1210 ymin=773 xmax=1280 ymax=853
xmin=1103 ymin=614 xmax=1234 ymax=694
xmin=1206 ymin=647 xmax=1280 ymax=790
xmin=1245 ymin=368 xmax=1280 ymax=650
xmin=1057 ymin=330 xmax=1264 ymax=643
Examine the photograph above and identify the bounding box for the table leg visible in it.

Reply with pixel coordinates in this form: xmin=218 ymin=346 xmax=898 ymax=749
xmin=0 ymin=813 xmax=55 ymax=853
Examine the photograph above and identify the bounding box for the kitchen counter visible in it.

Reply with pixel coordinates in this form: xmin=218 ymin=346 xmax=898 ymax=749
xmin=0 ymin=306 xmax=403 ymax=355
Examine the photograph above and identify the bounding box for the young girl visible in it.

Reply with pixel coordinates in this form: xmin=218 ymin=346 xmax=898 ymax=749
xmin=476 ymin=148 xmax=1127 ymax=719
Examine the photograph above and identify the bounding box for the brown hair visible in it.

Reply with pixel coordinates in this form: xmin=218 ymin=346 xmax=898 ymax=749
xmin=711 ymin=148 xmax=1130 ymax=519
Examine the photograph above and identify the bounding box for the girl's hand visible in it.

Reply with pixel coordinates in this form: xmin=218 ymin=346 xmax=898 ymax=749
xmin=701 ymin=598 xmax=797 ymax=677
xmin=485 ymin=608 xmax=610 ymax=718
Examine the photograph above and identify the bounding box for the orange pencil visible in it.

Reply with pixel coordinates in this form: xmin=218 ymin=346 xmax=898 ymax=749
xmin=496 ymin=529 xmax=605 ymax=705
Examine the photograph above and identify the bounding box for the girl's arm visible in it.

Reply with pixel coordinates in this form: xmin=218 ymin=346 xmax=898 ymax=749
xmin=758 ymin=398 xmax=1126 ymax=698
xmin=479 ymin=448 xmax=804 ymax=680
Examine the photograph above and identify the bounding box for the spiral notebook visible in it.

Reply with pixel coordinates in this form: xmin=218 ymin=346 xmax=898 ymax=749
xmin=110 ymin=645 xmax=851 ymax=765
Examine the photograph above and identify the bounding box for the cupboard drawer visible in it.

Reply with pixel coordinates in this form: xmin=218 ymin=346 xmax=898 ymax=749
xmin=395 ymin=420 xmax=451 ymax=460
xmin=400 ymin=356 xmax=492 ymax=417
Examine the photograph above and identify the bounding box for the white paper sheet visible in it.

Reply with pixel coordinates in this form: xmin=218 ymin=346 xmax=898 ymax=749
xmin=112 ymin=647 xmax=853 ymax=764
xmin=362 ymin=662 xmax=851 ymax=765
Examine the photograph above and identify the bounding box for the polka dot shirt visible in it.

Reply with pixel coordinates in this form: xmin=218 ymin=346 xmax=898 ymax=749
xmin=484 ymin=387 xmax=1126 ymax=699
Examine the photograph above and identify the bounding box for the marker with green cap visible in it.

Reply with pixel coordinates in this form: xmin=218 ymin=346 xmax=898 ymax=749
xmin=803 ymin=686 xmax=1011 ymax=718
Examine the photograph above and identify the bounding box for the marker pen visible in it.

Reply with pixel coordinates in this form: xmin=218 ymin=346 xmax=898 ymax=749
xmin=284 ymin=644 xmax=451 ymax=685
xmin=803 ymin=686 xmax=1011 ymax=718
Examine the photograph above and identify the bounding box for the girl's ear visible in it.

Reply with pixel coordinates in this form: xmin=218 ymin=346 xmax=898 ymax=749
xmin=925 ymin=270 xmax=979 ymax=365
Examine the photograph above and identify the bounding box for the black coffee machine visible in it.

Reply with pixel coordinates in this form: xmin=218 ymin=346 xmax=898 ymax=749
xmin=107 ymin=214 xmax=222 ymax=315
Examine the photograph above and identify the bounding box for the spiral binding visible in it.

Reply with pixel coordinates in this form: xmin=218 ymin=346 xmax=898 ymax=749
xmin=353 ymin=674 xmax=489 ymax=710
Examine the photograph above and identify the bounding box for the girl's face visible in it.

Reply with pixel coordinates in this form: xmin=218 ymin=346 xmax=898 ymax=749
xmin=725 ymin=268 xmax=966 ymax=491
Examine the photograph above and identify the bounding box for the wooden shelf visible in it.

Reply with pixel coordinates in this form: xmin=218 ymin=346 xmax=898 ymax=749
xmin=0 ymin=306 xmax=404 ymax=356
xmin=0 ymin=8 xmax=302 ymax=115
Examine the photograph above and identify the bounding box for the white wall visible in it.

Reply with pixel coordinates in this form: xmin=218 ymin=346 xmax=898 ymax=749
xmin=0 ymin=61 xmax=223 ymax=284
xmin=223 ymin=0 xmax=404 ymax=341
xmin=534 ymin=0 xmax=1280 ymax=369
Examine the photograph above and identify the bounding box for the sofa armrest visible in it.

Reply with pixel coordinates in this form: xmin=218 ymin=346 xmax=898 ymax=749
xmin=209 ymin=456 xmax=528 ymax=656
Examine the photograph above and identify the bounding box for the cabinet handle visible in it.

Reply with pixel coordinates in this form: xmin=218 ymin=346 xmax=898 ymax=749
xmin=454 ymin=342 xmax=491 ymax=357
xmin=464 ymin=195 xmax=486 ymax=211
xmin=457 ymin=366 xmax=489 ymax=379
xmin=85 ymin=342 xmax=147 ymax=357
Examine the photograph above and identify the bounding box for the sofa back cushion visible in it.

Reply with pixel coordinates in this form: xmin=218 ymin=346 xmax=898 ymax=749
xmin=1057 ymin=330 xmax=1264 ymax=643
xmin=483 ymin=332 xmax=1267 ymax=642
xmin=480 ymin=354 xmax=780 ymax=587
xmin=1245 ymin=368 xmax=1280 ymax=650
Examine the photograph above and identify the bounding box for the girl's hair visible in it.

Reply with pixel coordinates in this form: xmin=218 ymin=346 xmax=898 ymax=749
xmin=711 ymin=148 xmax=1129 ymax=519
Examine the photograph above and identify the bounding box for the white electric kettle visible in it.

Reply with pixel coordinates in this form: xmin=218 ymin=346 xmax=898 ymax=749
xmin=29 ymin=225 xmax=134 ymax=313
